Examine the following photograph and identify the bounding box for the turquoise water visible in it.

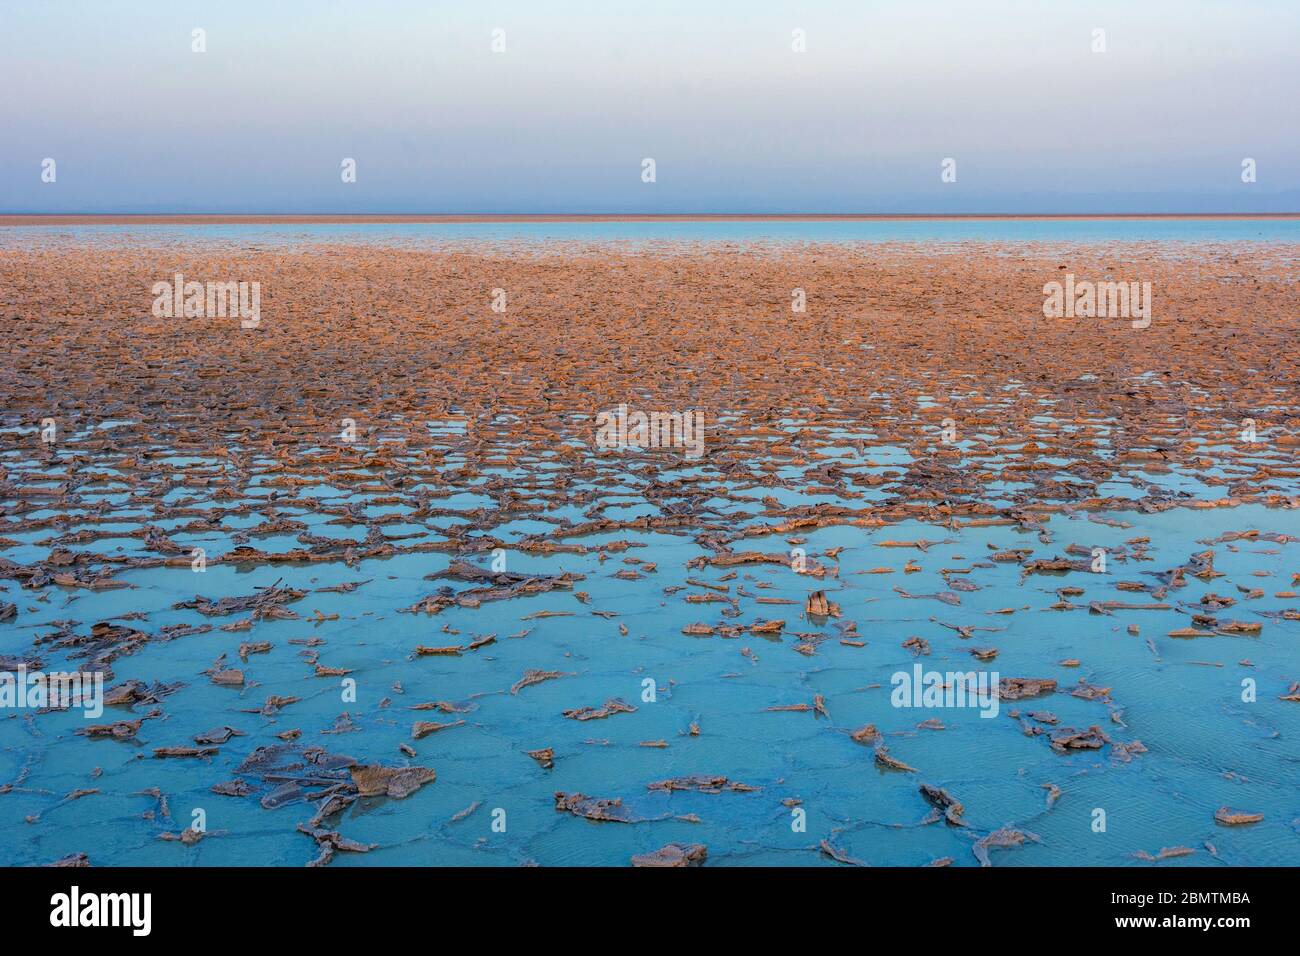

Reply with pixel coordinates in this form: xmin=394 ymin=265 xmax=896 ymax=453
xmin=2 ymin=217 xmax=1299 ymax=246
xmin=1 ymin=430 xmax=1297 ymax=867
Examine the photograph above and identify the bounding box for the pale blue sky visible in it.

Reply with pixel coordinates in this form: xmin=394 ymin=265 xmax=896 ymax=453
xmin=1 ymin=0 xmax=1296 ymax=213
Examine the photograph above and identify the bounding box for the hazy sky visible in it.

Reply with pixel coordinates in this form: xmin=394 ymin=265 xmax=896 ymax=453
xmin=2 ymin=0 xmax=1296 ymax=213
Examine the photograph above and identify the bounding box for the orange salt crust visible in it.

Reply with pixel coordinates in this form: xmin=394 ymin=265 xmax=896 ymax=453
xmin=0 ymin=241 xmax=1297 ymax=601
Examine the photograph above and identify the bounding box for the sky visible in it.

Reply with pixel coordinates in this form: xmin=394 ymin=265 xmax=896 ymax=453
xmin=1 ymin=0 xmax=1296 ymax=214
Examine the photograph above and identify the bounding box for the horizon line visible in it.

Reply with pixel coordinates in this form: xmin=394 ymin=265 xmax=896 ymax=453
xmin=2 ymin=212 xmax=1299 ymax=225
